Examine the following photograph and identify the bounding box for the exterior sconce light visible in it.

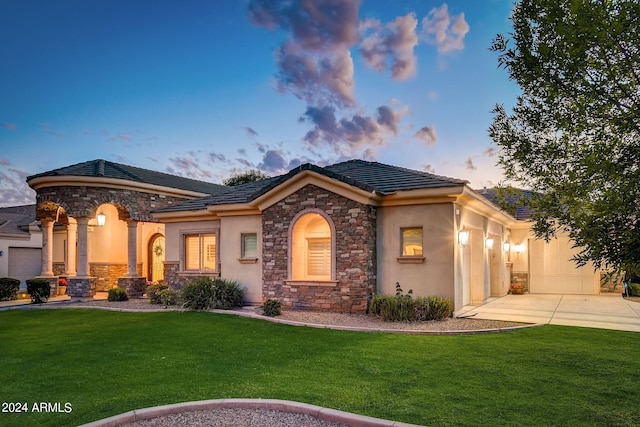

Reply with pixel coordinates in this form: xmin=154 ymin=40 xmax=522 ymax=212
xmin=97 ymin=211 xmax=106 ymax=227
xmin=458 ymin=230 xmax=469 ymax=246
xmin=513 ymin=243 xmax=525 ymax=254
xmin=485 ymin=238 xmax=494 ymax=250
xmin=503 ymin=242 xmax=511 ymax=252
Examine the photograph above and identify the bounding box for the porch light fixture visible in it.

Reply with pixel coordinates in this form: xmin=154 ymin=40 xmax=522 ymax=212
xmin=503 ymin=242 xmax=511 ymax=252
xmin=513 ymin=243 xmax=525 ymax=254
xmin=458 ymin=230 xmax=469 ymax=246
xmin=485 ymin=238 xmax=494 ymax=250
xmin=97 ymin=211 xmax=106 ymax=227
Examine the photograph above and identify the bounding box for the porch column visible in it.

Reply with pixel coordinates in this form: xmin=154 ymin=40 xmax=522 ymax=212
xmin=76 ymin=217 xmax=90 ymax=277
xmin=126 ymin=220 xmax=139 ymax=277
xmin=40 ymin=219 xmax=54 ymax=277
xmin=65 ymin=220 xmax=77 ymax=276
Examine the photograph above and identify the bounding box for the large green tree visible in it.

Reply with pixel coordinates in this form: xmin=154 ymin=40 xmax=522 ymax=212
xmin=489 ymin=0 xmax=640 ymax=276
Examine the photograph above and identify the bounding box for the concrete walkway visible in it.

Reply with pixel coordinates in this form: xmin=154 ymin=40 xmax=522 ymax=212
xmin=459 ymin=294 xmax=640 ymax=332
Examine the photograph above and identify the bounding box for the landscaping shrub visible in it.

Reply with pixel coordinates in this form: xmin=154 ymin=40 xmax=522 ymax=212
xmin=0 ymin=277 xmax=20 ymax=301
xmin=369 ymin=283 xmax=453 ymax=322
xmin=107 ymin=287 xmax=129 ymax=302
xmin=629 ymin=283 xmax=640 ymax=297
xmin=158 ymin=288 xmax=178 ymax=306
xmin=147 ymin=284 xmax=169 ymax=304
xmin=414 ymin=296 xmax=454 ymax=321
xmin=181 ymin=277 xmax=244 ymax=310
xmin=262 ymin=299 xmax=282 ymax=317
xmin=26 ymin=278 xmax=51 ymax=304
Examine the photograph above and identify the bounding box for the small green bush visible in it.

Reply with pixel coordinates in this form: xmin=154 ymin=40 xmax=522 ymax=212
xmin=107 ymin=287 xmax=129 ymax=302
xmin=158 ymin=288 xmax=178 ymax=306
xmin=148 ymin=284 xmax=169 ymax=304
xmin=0 ymin=277 xmax=20 ymax=301
xmin=369 ymin=283 xmax=453 ymax=322
xmin=181 ymin=277 xmax=244 ymax=310
xmin=629 ymin=283 xmax=640 ymax=297
xmin=26 ymin=278 xmax=51 ymax=304
xmin=262 ymin=299 xmax=282 ymax=317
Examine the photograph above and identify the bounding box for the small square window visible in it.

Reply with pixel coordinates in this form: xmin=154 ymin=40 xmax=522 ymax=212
xmin=241 ymin=233 xmax=257 ymax=258
xmin=401 ymin=227 xmax=423 ymax=256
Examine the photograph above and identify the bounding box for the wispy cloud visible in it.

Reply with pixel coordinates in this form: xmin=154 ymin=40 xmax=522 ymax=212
xmin=0 ymin=162 xmax=36 ymax=207
xmin=245 ymin=127 xmax=259 ymax=138
xmin=39 ymin=123 xmax=64 ymax=137
xmin=464 ymin=157 xmax=477 ymax=171
xmin=483 ymin=147 xmax=498 ymax=157
xmin=414 ymin=126 xmax=437 ymax=146
xmin=359 ymin=13 xmax=418 ymax=80
xmin=423 ymin=164 xmax=436 ymax=174
xmin=421 ymin=4 xmax=469 ymax=54
xmin=2 ymin=123 xmax=16 ymax=131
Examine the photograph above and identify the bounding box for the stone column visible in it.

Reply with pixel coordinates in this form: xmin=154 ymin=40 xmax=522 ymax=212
xmin=40 ymin=219 xmax=54 ymax=277
xmin=126 ymin=220 xmax=139 ymax=277
xmin=68 ymin=217 xmax=96 ymax=298
xmin=65 ymin=220 xmax=77 ymax=276
xmin=76 ymin=217 xmax=90 ymax=277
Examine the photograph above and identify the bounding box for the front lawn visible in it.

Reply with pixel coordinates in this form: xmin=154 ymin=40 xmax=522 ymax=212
xmin=0 ymin=309 xmax=638 ymax=426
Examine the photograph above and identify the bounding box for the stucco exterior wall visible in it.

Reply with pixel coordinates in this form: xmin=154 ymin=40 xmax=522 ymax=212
xmin=377 ymin=203 xmax=456 ymax=300
xmin=220 ymin=215 xmax=263 ymax=305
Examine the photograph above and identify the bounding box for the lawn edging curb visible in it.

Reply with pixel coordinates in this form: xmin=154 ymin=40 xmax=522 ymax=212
xmin=77 ymin=398 xmax=424 ymax=427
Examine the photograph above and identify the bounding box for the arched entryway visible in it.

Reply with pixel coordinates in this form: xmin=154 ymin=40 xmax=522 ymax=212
xmin=148 ymin=234 xmax=165 ymax=283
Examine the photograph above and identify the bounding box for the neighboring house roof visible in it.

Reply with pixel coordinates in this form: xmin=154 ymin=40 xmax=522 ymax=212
xmin=154 ymin=160 xmax=469 ymax=213
xmin=26 ymin=159 xmax=228 ymax=196
xmin=0 ymin=204 xmax=37 ymax=236
xmin=479 ymin=187 xmax=533 ymax=221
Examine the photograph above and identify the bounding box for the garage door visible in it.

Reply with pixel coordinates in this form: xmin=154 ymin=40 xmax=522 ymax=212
xmin=529 ymin=236 xmax=599 ymax=294
xmin=8 ymin=247 xmax=42 ymax=286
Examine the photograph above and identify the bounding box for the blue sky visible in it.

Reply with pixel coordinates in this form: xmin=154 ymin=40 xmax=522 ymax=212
xmin=0 ymin=0 xmax=518 ymax=207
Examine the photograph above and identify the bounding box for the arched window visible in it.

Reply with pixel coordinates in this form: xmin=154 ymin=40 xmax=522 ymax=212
xmin=291 ymin=212 xmax=333 ymax=281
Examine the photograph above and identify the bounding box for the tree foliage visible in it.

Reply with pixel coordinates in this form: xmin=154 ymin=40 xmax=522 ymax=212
xmin=489 ymin=0 xmax=640 ymax=275
xmin=222 ymin=169 xmax=270 ymax=186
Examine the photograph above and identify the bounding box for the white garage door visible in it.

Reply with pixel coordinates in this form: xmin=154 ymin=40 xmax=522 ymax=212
xmin=529 ymin=236 xmax=599 ymax=294
xmin=8 ymin=247 xmax=42 ymax=286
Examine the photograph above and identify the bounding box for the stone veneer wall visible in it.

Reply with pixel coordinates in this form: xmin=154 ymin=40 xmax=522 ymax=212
xmin=162 ymin=261 xmax=220 ymax=289
xmin=262 ymin=184 xmax=376 ymax=313
xmin=36 ymin=185 xmax=190 ymax=222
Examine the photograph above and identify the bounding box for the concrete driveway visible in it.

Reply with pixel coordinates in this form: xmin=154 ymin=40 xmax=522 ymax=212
xmin=459 ymin=294 xmax=640 ymax=332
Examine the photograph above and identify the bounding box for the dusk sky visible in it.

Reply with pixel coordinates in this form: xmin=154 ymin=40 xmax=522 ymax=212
xmin=0 ymin=0 xmax=519 ymax=207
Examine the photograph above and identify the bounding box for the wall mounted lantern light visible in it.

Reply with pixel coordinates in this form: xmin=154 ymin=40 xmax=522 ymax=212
xmin=503 ymin=242 xmax=511 ymax=252
xmin=513 ymin=243 xmax=525 ymax=254
xmin=485 ymin=238 xmax=494 ymax=250
xmin=97 ymin=211 xmax=106 ymax=227
xmin=458 ymin=230 xmax=469 ymax=246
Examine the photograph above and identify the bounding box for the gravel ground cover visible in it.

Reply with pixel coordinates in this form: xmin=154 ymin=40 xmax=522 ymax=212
xmin=60 ymin=297 xmax=528 ymax=332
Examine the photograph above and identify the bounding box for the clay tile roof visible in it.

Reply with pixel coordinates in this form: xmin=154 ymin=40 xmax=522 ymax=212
xmin=154 ymin=159 xmax=468 ymax=213
xmin=26 ymin=159 xmax=227 ymax=195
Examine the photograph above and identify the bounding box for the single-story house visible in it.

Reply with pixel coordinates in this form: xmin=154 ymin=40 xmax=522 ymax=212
xmin=22 ymin=158 xmax=603 ymax=313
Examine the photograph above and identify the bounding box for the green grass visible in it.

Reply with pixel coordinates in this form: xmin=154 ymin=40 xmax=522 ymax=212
xmin=0 ymin=309 xmax=638 ymax=426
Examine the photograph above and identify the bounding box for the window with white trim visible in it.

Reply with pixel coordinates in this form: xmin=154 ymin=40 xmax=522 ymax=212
xmin=184 ymin=233 xmax=217 ymax=271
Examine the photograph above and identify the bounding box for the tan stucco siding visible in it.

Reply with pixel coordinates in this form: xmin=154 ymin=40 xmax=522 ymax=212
xmin=219 ymin=215 xmax=263 ymax=305
xmin=377 ymin=203 xmax=455 ymax=299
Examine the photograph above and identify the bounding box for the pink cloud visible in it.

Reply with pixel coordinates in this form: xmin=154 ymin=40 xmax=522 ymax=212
xmin=2 ymin=123 xmax=16 ymax=131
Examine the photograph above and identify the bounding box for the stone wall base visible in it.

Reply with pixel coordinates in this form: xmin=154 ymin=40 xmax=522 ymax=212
xmin=68 ymin=277 xmax=97 ymax=297
xmin=118 ymin=277 xmax=147 ymax=297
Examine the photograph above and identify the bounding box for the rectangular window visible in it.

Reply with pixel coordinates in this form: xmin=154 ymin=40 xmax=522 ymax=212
xmin=401 ymin=227 xmax=423 ymax=256
xmin=241 ymin=233 xmax=257 ymax=258
xmin=184 ymin=233 xmax=217 ymax=271
xmin=307 ymin=238 xmax=331 ymax=277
